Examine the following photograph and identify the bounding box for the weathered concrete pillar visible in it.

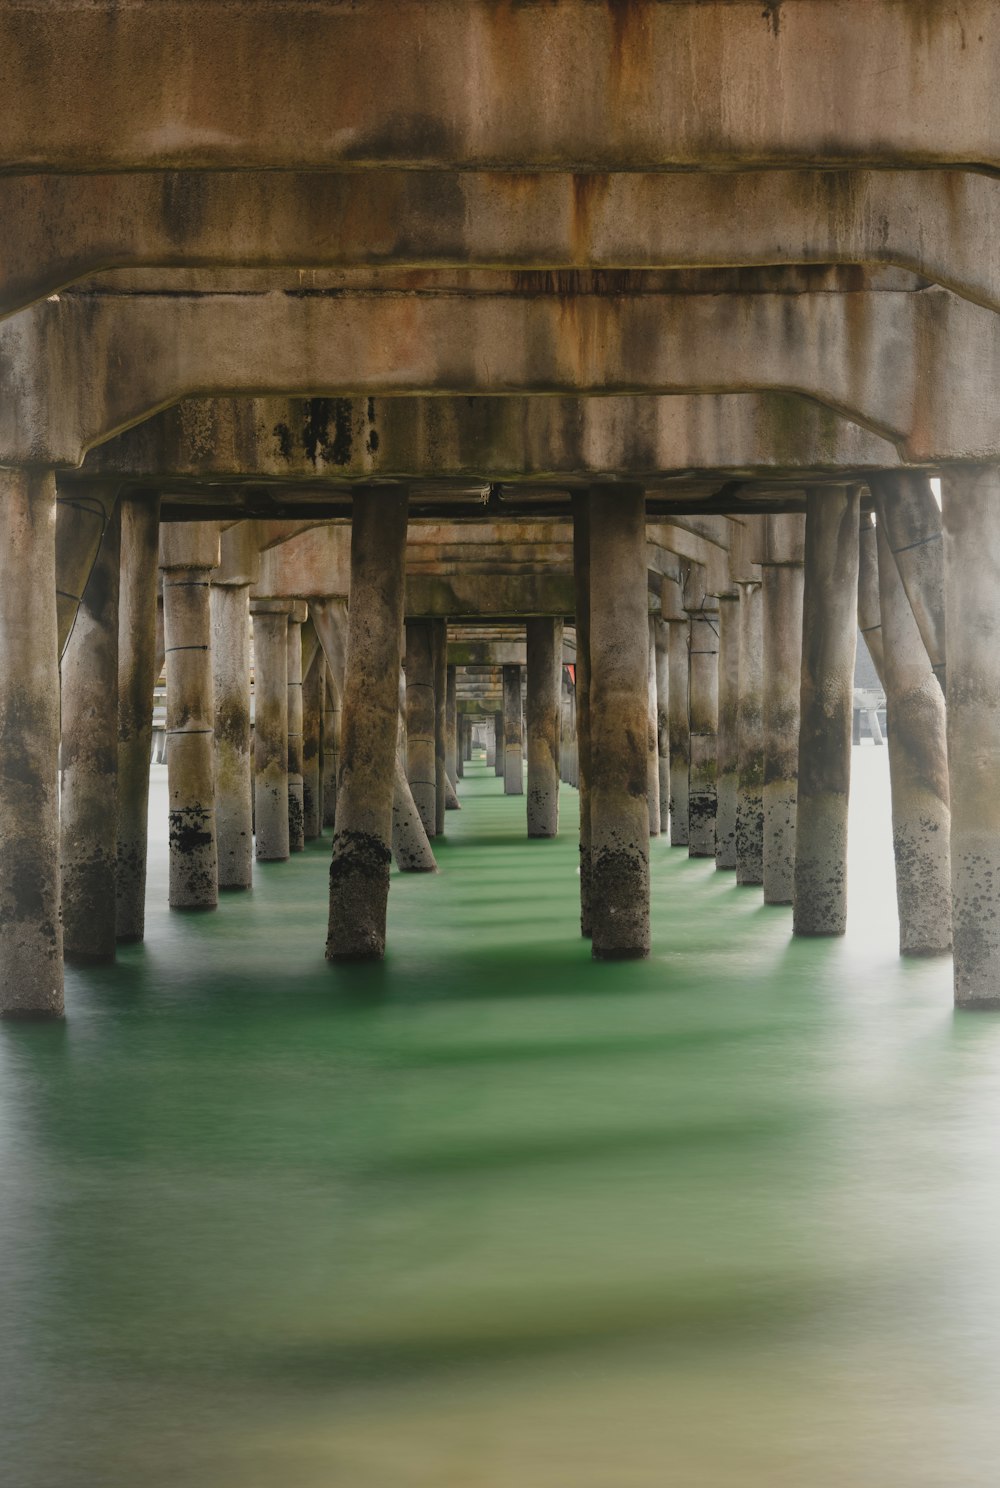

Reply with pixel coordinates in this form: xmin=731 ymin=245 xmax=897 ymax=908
xmin=714 ymin=591 xmax=740 ymax=870
xmin=0 ymin=471 xmax=63 ymax=1017
xmin=464 ymin=718 xmax=473 ymax=761
xmin=686 ymin=567 xmax=720 ymax=859
xmin=494 ymin=710 xmax=504 ymax=777
xmin=456 ymin=715 xmax=465 ymax=780
xmin=653 ymin=616 xmax=670 ymax=835
xmin=432 ymin=620 xmax=448 ymax=835
xmin=503 ymin=664 xmax=524 ymax=795
xmin=210 ymin=524 xmax=258 ymax=891
xmin=161 ymin=522 xmax=220 ymax=910
xmin=646 ymin=615 xmax=661 ymax=837
xmin=486 ymin=709 xmax=497 ymax=768
xmin=327 ymin=486 xmax=409 ymax=961
xmin=405 ymin=619 xmax=437 ymax=836
xmin=55 ymin=480 xmax=119 ymax=659
xmin=322 ymin=667 xmax=340 ymax=829
xmin=302 ymin=649 xmax=324 ymax=840
xmin=61 ymin=499 xmax=120 ymax=963
xmin=664 ymin=574 xmax=690 ymax=847
xmin=588 ymin=486 xmax=649 ymax=958
xmin=869 ymin=471 xmax=944 ymax=691
xmin=572 ymin=494 xmax=593 ymax=933
xmin=286 ymin=602 xmax=307 ymax=852
xmin=793 ymin=488 xmax=860 ymax=937
xmin=251 ymin=602 xmax=290 ymax=862
xmin=872 ymin=514 xmax=952 ymax=956
xmin=857 ymin=515 xmax=887 ymax=684
xmin=116 ymin=494 xmax=161 ymax=942
xmin=761 ymin=515 xmax=806 ymax=905
xmin=446 ymin=664 xmax=459 ymax=791
xmin=526 ymin=617 xmax=562 ymax=838
xmin=736 ymin=578 xmax=765 ymax=886
xmin=940 ymin=468 xmax=1000 ymax=1004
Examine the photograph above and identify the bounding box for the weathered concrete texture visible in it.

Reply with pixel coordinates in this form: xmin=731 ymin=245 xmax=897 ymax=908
xmin=61 ymin=499 xmax=120 ymax=963
xmin=941 ymin=467 xmax=1000 ymax=1006
xmin=302 ymin=651 xmax=323 ymax=840
xmin=687 ymin=599 xmax=720 ymax=860
xmin=392 ymin=711 xmax=438 ymax=874
xmin=666 ymin=617 xmax=690 ymax=848
xmin=857 ymin=514 xmax=886 ymax=685
xmin=646 ymin=616 xmax=661 ymax=838
xmin=503 ymin=665 xmax=524 ymax=796
xmin=0 ymin=472 xmax=63 ymax=1016
xmin=714 ymin=595 xmax=740 ymax=871
xmin=162 ymin=528 xmax=220 ymax=910
xmin=486 ymin=713 xmax=497 ymax=768
xmin=56 ymin=481 xmax=119 ymax=659
xmin=572 ymin=495 xmax=593 ymax=935
xmin=286 ymin=611 xmax=305 ymax=852
xmin=762 ymin=522 xmax=805 ymax=905
xmin=494 ymin=710 xmax=504 ymax=778
xmin=793 ymin=489 xmax=860 ymax=937
xmin=588 ymin=487 xmax=650 ymax=961
xmin=116 ymin=494 xmax=161 ymax=941
xmin=405 ymin=620 xmax=437 ymax=836
xmin=875 ymin=517 xmax=951 ymax=958
xmin=445 ymin=664 xmax=461 ymax=807
xmin=735 ymin=581 xmax=765 ymax=886
xmin=433 ymin=619 xmax=448 ymax=836
xmin=870 ymin=471 xmax=945 ymax=691
xmin=211 ymin=584 xmax=253 ymax=888
xmin=654 ymin=617 xmax=670 ymax=836
xmin=251 ymin=607 xmax=290 ymax=862
xmin=322 ymin=668 xmax=340 ymax=830
xmin=526 ymin=618 xmax=562 ymax=839
xmin=327 ymin=487 xmax=409 ymax=961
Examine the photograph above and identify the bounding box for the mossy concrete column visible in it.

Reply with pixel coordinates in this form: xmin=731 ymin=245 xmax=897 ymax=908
xmin=494 ymin=710 xmax=504 ymax=777
xmin=61 ymin=498 xmax=120 ymax=963
xmin=116 ymin=495 xmax=161 ymax=942
xmin=211 ymin=523 xmax=258 ymax=891
xmin=572 ymin=494 xmax=593 ymax=934
xmin=161 ymin=521 xmax=220 ymax=910
xmin=503 ymin=664 xmax=524 ymax=795
xmin=761 ymin=515 xmax=805 ymax=905
xmin=302 ymin=650 xmax=324 ymax=840
xmin=405 ymin=619 xmax=437 ymax=835
xmin=793 ymin=488 xmax=860 ymax=937
xmin=588 ymin=485 xmax=649 ymax=960
xmin=446 ymin=664 xmax=459 ymax=794
xmin=486 ymin=708 xmax=497 ymax=768
xmin=327 ymin=486 xmax=409 ymax=961
xmin=663 ymin=576 xmax=689 ymax=848
xmin=653 ymin=616 xmax=670 ymax=835
xmin=251 ymin=601 xmax=290 ymax=862
xmin=646 ymin=615 xmax=661 ymax=837
xmin=322 ymin=667 xmax=340 ymax=829
xmin=526 ymin=617 xmax=562 ymax=839
xmin=940 ymin=468 xmax=1000 ymax=1005
xmin=874 ymin=513 xmax=951 ymax=957
xmin=714 ymin=591 xmax=740 ymax=870
xmin=686 ymin=566 xmax=720 ymax=859
xmin=0 ymin=471 xmax=63 ymax=1017
xmin=432 ymin=620 xmax=448 ymax=834
xmin=286 ymin=602 xmax=307 ymax=852
xmin=870 ymin=472 xmax=944 ymax=691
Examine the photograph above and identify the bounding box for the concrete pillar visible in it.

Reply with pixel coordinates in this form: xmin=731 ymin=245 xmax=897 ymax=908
xmin=869 ymin=471 xmax=944 ymax=690
xmin=941 ymin=467 xmax=1000 ymax=1004
xmin=456 ymin=715 xmax=465 ymax=780
xmin=302 ymin=650 xmax=323 ymax=840
xmin=405 ymin=619 xmax=437 ymax=836
xmin=61 ymin=499 xmax=120 ymax=963
xmin=432 ymin=620 xmax=448 ymax=835
xmin=494 ymin=710 xmax=504 ymax=777
xmin=0 ymin=471 xmax=63 ymax=1017
xmin=714 ymin=592 xmax=740 ymax=870
xmin=872 ymin=514 xmax=951 ymax=957
xmin=327 ymin=486 xmax=409 ymax=961
xmin=286 ymin=603 xmax=306 ymax=852
xmin=665 ymin=586 xmax=690 ymax=847
xmin=251 ymin=602 xmax=290 ymax=862
xmin=322 ymin=667 xmax=340 ymax=830
xmin=736 ymin=579 xmax=765 ymax=886
xmin=857 ymin=515 xmax=887 ymax=684
xmin=211 ymin=529 xmax=256 ymax=890
xmin=646 ymin=615 xmax=661 ymax=837
xmin=55 ymin=480 xmax=119 ymax=660
xmin=161 ymin=522 xmax=220 ymax=910
xmin=686 ymin=569 xmax=720 ymax=859
xmin=464 ymin=719 xmax=473 ymax=761
xmin=572 ymin=495 xmax=593 ymax=933
xmin=116 ymin=494 xmax=161 ymax=942
xmin=793 ymin=488 xmax=860 ymax=937
xmin=526 ymin=617 xmax=562 ymax=838
xmin=653 ymin=617 xmax=670 ymax=835
xmin=588 ymin=486 xmax=650 ymax=958
xmin=446 ymin=664 xmax=459 ymax=792
xmin=486 ymin=709 xmax=496 ymax=767
xmin=503 ymin=664 xmax=524 ymax=795
xmin=761 ymin=515 xmax=805 ymax=905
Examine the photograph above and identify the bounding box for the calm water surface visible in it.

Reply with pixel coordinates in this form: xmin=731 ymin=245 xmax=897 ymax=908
xmin=2 ymin=748 xmax=999 ymax=1486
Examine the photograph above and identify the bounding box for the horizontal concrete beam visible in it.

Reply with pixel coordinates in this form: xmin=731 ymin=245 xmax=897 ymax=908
xmin=1 ymin=3 xmax=996 ymax=172
xmin=448 ymin=640 xmax=575 ymax=667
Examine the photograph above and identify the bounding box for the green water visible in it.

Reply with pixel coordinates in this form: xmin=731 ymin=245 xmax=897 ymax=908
xmin=3 ymin=753 xmax=1000 ymax=1486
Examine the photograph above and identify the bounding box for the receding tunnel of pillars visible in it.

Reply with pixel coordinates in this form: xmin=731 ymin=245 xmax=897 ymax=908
xmin=3 ymin=469 xmax=990 ymax=1019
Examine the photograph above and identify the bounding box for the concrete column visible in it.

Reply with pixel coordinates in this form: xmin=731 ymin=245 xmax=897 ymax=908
xmin=327 ymin=486 xmax=409 ymax=961
xmin=116 ymin=494 xmax=161 ymax=942
xmin=941 ymin=468 xmax=1000 ymax=1004
xmin=665 ymin=590 xmax=690 ymax=847
xmin=251 ymin=602 xmax=290 ymax=862
xmin=494 ymin=710 xmax=504 ymax=777
xmin=793 ymin=488 xmax=860 ymax=937
xmin=0 ymin=471 xmax=63 ymax=1017
xmin=572 ymin=494 xmax=593 ymax=934
xmin=653 ymin=616 xmax=670 ymax=835
xmin=588 ymin=486 xmax=650 ymax=958
xmin=161 ymin=522 xmax=220 ymax=910
xmin=761 ymin=515 xmax=806 ymax=905
xmin=526 ymin=617 xmax=562 ymax=838
xmin=322 ymin=667 xmax=340 ymax=830
xmin=736 ymin=579 xmax=765 ymax=886
xmin=302 ymin=650 xmax=323 ymax=840
xmin=211 ymin=584 xmax=253 ymax=889
xmin=446 ymin=664 xmax=459 ymax=789
xmin=646 ymin=614 xmax=661 ymax=837
xmin=857 ymin=515 xmax=887 ymax=683
xmin=714 ymin=592 xmax=740 ymax=870
xmin=486 ymin=710 xmax=496 ymax=767
xmin=687 ymin=570 xmax=720 ymax=859
xmin=55 ymin=480 xmax=119 ymax=660
xmin=873 ymin=514 xmax=952 ymax=957
xmin=286 ymin=603 xmax=306 ymax=852
xmin=61 ymin=499 xmax=120 ymax=963
xmin=464 ymin=719 xmax=473 ymax=761
xmin=432 ymin=620 xmax=448 ymax=835
xmin=405 ymin=619 xmax=437 ymax=836
xmin=869 ymin=471 xmax=944 ymax=690
xmin=503 ymin=664 xmax=524 ymax=795
xmin=455 ymin=716 xmax=465 ymax=781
